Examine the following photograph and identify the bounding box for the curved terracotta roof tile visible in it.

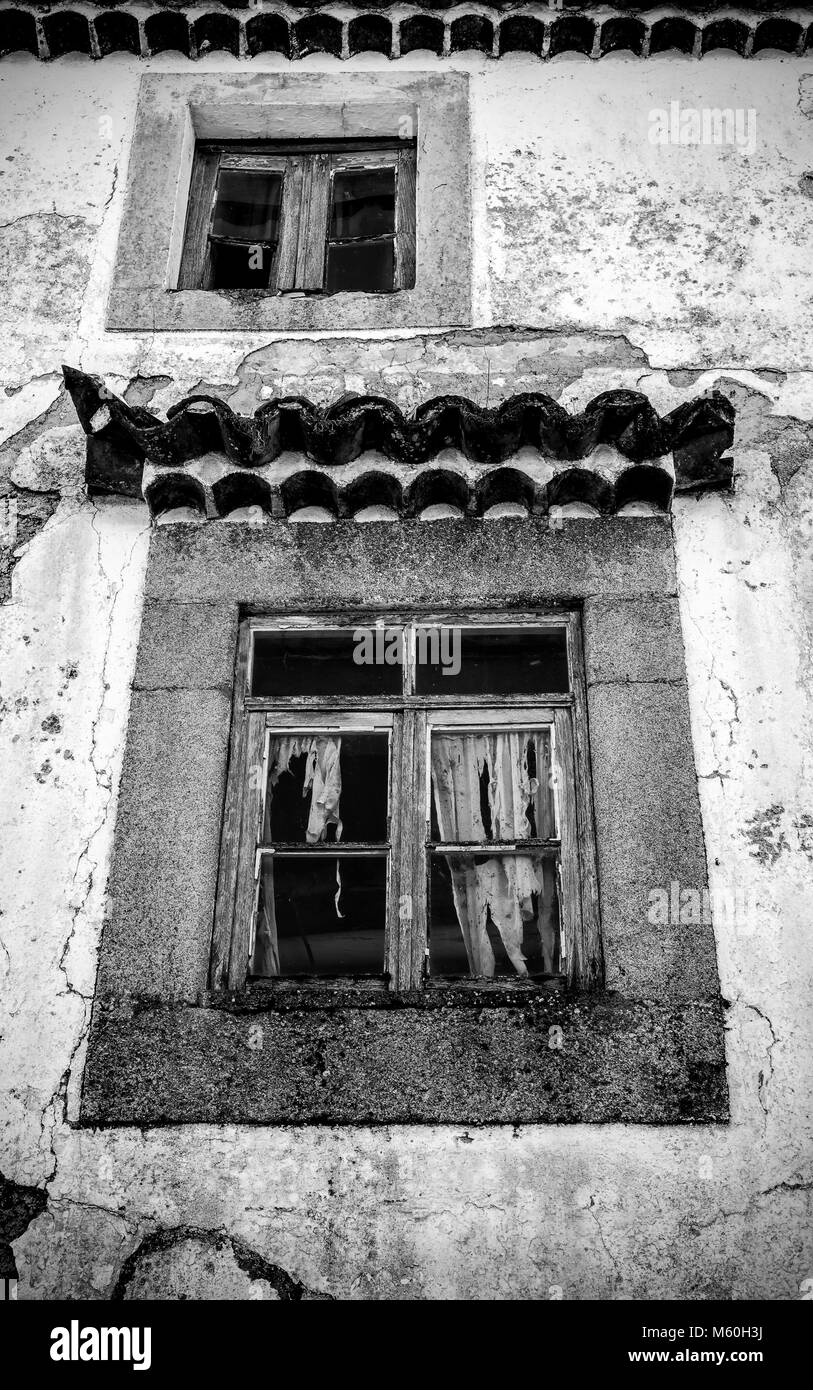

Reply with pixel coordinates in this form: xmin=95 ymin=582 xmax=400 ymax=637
xmin=63 ymin=365 xmax=735 ymax=519
xmin=2 ymin=6 xmax=810 ymax=64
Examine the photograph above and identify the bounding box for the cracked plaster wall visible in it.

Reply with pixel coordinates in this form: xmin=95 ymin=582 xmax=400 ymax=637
xmin=0 ymin=49 xmax=812 ymax=1299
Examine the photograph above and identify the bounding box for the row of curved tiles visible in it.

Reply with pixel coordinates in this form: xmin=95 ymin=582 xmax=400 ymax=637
xmin=143 ymin=459 xmax=676 ymax=520
xmin=64 ymin=369 xmax=735 ymax=492
xmin=3 ymin=8 xmax=812 ymax=63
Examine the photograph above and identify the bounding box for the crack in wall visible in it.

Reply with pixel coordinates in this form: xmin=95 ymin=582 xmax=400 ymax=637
xmin=47 ymin=502 xmax=151 ymax=1185
xmin=110 ymin=1226 xmax=332 ymax=1301
xmin=680 ymin=1164 xmax=813 ymax=1239
xmin=3 ymin=339 xmax=812 ymax=1295
xmin=724 ymin=991 xmax=781 ymax=1123
xmin=585 ymin=1197 xmax=623 ymax=1292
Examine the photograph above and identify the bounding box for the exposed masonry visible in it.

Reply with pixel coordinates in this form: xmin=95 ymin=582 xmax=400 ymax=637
xmin=0 ymin=386 xmax=74 ymax=603
xmin=111 ymin=1227 xmax=332 ymax=1300
xmin=2 ymin=5 xmax=812 ymax=64
xmin=64 ymin=367 xmax=735 ymax=521
xmin=0 ymin=1170 xmax=48 ymax=1278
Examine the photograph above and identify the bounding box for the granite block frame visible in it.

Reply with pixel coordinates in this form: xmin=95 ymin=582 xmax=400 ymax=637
xmin=81 ymin=517 xmax=728 ymax=1126
xmin=107 ymin=71 xmax=471 ymax=332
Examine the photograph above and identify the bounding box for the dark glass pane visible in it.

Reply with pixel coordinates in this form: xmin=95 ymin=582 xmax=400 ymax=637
xmin=250 ymin=855 xmax=387 ymax=978
xmin=325 ymin=239 xmax=394 ymax=294
xmin=212 ymin=169 xmax=282 ymax=242
xmin=210 ymin=239 xmax=274 ymax=290
xmin=264 ymin=733 xmax=389 ymax=844
xmin=330 ymin=168 xmax=395 ymax=241
xmin=251 ymin=630 xmax=403 ymax=697
xmin=429 ymin=852 xmax=561 ymax=979
xmin=415 ymin=627 xmax=570 ymax=696
xmin=430 ymin=729 xmax=557 ymax=843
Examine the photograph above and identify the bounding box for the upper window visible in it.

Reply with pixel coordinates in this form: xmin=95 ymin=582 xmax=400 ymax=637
xmin=211 ymin=615 xmax=601 ymax=995
xmin=107 ymin=71 xmax=470 ymax=331
xmin=178 ymin=140 xmax=416 ymax=296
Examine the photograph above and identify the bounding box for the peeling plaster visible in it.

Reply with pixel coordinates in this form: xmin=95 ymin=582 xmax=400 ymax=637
xmin=111 ymin=1227 xmax=331 ymax=1301
xmin=1 ymin=49 xmax=812 ymax=1300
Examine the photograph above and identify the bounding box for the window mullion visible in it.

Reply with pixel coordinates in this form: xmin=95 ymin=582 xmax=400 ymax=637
xmin=412 ymin=708 xmax=429 ymax=988
xmin=276 ymin=155 xmax=304 ymax=292
xmin=299 ymin=152 xmax=330 ymax=291
xmin=386 ymin=709 xmax=427 ymax=992
xmin=404 ymin=623 xmax=416 ymax=696
xmin=395 ymin=146 xmax=416 ymax=290
xmin=385 ymin=712 xmax=405 ymax=990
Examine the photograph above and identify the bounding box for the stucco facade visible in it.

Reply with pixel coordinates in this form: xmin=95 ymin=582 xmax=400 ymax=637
xmin=1 ymin=17 xmax=812 ymax=1299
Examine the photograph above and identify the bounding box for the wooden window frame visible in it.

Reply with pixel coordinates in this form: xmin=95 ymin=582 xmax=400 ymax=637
xmin=179 ymin=139 xmax=416 ymax=295
xmin=210 ymin=611 xmax=602 ymax=997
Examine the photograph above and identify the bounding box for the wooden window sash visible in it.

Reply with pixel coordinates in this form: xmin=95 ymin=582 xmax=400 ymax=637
xmin=179 ymin=141 xmax=417 ymax=296
xmin=561 ymin=610 xmax=602 ymax=988
xmin=323 ymin=149 xmax=415 ymax=294
xmin=211 ymin=613 xmax=602 ymax=995
xmin=178 ymin=149 xmax=219 ymax=291
xmin=297 ymin=152 xmax=330 ymax=291
xmin=244 ymin=612 xmax=574 ymax=702
xmin=396 ymin=146 xmax=416 ymax=290
xmin=423 ymin=708 xmax=568 ymax=986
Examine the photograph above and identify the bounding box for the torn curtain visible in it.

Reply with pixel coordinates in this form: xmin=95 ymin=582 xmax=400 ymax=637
xmin=430 ymin=732 xmax=559 ymax=977
xmin=250 ymin=736 xmax=343 ymax=977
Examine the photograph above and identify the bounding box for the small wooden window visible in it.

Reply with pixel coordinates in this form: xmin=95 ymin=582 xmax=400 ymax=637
xmin=178 ymin=140 xmax=417 ymax=295
xmin=211 ymin=614 xmax=601 ymax=995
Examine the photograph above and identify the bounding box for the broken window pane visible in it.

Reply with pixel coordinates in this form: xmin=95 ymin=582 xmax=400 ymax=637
xmin=264 ymin=733 xmax=389 ymax=844
xmin=415 ymin=627 xmax=569 ymax=696
xmin=209 ymin=170 xmax=282 ymax=289
xmin=430 ymin=730 xmax=558 ymax=843
xmin=251 ymin=630 xmax=402 ymax=697
xmin=330 ymin=168 xmax=395 ymax=241
xmin=325 ymin=239 xmax=394 ymax=295
xmin=212 ymin=170 xmax=282 ymax=242
xmin=326 ymin=168 xmax=396 ymax=293
xmin=210 ymin=241 xmax=274 ymax=290
xmin=429 ymin=852 xmax=561 ymax=979
xmin=250 ymin=854 xmax=387 ymax=978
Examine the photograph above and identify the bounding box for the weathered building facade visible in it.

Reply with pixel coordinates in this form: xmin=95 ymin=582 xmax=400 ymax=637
xmin=0 ymin=3 xmax=811 ymax=1299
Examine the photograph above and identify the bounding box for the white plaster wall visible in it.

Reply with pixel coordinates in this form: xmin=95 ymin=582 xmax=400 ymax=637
xmin=2 ymin=51 xmax=813 ymax=385
xmin=1 ymin=48 xmax=812 ymax=1298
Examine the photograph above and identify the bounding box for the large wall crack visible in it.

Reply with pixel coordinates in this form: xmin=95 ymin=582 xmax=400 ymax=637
xmin=111 ymin=1227 xmax=332 ymax=1302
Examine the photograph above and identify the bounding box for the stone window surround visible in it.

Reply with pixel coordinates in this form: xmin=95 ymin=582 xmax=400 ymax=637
xmin=79 ymin=517 xmax=728 ymax=1128
xmin=107 ymin=71 xmax=471 ymax=333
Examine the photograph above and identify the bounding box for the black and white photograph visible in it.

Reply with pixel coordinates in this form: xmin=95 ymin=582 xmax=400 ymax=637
xmin=0 ymin=0 xmax=811 ymax=1353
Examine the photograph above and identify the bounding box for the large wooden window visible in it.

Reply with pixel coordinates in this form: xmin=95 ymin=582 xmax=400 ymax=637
xmin=211 ymin=614 xmax=601 ymax=994
xmin=179 ymin=140 xmax=416 ymax=295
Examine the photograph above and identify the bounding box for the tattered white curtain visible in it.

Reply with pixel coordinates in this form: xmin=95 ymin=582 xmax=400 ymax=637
xmin=251 ymin=736 xmax=342 ymax=977
xmin=431 ymin=732 xmax=558 ymax=978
